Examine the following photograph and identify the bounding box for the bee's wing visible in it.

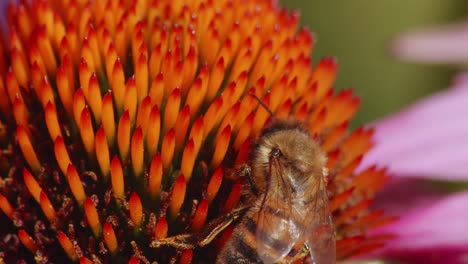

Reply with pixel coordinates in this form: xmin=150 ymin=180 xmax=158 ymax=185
xmin=305 ymin=181 xmax=336 ymax=264
xmin=256 ymin=162 xmax=303 ymax=263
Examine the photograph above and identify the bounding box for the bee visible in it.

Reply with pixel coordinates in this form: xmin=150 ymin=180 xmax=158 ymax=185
xmin=216 ymin=119 xmax=336 ymax=264
xmin=152 ymin=100 xmax=335 ymax=263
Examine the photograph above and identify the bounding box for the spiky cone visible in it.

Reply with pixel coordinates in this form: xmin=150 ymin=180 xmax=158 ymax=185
xmin=0 ymin=0 xmax=395 ymax=263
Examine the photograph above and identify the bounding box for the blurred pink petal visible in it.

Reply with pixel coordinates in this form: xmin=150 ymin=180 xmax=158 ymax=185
xmin=372 ymin=191 xmax=468 ymax=264
xmin=372 ymin=178 xmax=448 ymax=217
xmin=360 ymin=73 xmax=468 ymax=180
xmin=392 ymin=20 xmax=468 ymax=64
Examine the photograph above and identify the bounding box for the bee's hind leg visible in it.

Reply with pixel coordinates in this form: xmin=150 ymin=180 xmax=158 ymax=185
xmin=150 ymin=206 xmax=249 ymax=249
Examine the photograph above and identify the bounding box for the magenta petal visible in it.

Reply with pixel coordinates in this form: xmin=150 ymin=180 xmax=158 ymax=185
xmin=392 ymin=20 xmax=468 ymax=64
xmin=372 ymin=191 xmax=468 ymax=263
xmin=359 ymin=76 xmax=468 ymax=180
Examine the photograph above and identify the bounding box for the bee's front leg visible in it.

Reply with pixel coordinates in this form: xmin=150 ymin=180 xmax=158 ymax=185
xmin=150 ymin=206 xmax=249 ymax=249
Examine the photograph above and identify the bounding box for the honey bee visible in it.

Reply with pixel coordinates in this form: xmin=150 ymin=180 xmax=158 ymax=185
xmin=151 ymin=119 xmax=336 ymax=264
xmin=216 ymin=119 xmax=336 ymax=264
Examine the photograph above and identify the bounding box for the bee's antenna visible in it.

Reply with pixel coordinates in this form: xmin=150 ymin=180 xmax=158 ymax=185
xmin=249 ymin=92 xmax=274 ymax=117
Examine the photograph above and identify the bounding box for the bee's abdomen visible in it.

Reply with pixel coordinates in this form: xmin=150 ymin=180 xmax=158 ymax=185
xmin=216 ymin=214 xmax=261 ymax=263
xmin=216 ymin=206 xmax=293 ymax=263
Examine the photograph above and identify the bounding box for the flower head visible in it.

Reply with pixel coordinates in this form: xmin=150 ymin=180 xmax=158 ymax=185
xmin=0 ymin=0 xmax=392 ymax=262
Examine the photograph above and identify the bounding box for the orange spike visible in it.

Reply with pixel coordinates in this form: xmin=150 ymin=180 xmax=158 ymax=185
xmin=95 ymin=127 xmax=110 ymax=179
xmin=84 ymin=198 xmax=102 ymax=237
xmin=145 ymin=152 xmax=161 ymax=200
xmin=57 ymin=231 xmax=77 ymax=261
xmin=39 ymin=77 xmax=55 ymax=108
xmin=56 ymin=63 xmax=74 ymax=117
xmin=188 ymin=116 xmax=205 ymax=156
xmin=16 ymin=4 xmax=35 ymax=38
xmin=229 ymin=71 xmax=248 ymax=104
xmin=66 ymin=164 xmax=86 ymax=206
xmin=233 ymin=112 xmax=254 ymax=150
xmin=135 ymin=53 xmax=149 ymax=103
xmin=18 ymin=229 xmax=37 ymax=253
xmin=203 ymin=96 xmax=223 ymax=136
xmin=112 ymin=59 xmax=126 ymax=113
xmin=211 ymin=125 xmax=231 ymax=168
xmin=102 ymin=92 xmax=116 ymax=146
xmin=276 ymin=98 xmax=293 ymax=119
xmin=111 ymin=155 xmax=125 ymax=200
xmin=179 ymin=249 xmax=193 ymax=264
xmin=146 ymin=105 xmax=161 ymax=158
xmin=88 ymin=73 xmax=103 ymax=123
xmin=207 ymin=168 xmax=223 ymax=203
xmin=206 ymin=57 xmax=225 ymax=101
xmin=40 ymin=191 xmax=57 ymax=222
xmin=79 ymin=59 xmax=92 ymax=98
xmin=341 ymin=127 xmax=374 ymax=165
xmin=322 ymin=121 xmax=349 ymax=152
xmin=200 ymin=25 xmax=220 ymax=67
xmin=335 ymin=156 xmax=363 ymax=181
xmin=309 ymin=57 xmax=338 ymax=101
xmin=217 ymin=102 xmax=240 ymax=138
xmin=149 ymin=43 xmax=162 ymax=80
xmin=191 ymin=199 xmax=208 ymax=232
xmin=326 ymin=150 xmax=340 ymax=170
xmin=16 ymin=125 xmax=41 ymax=172
xmin=330 ymin=188 xmax=355 ymax=212
xmin=163 ymin=88 xmax=181 ymax=133
xmin=54 ymin=136 xmax=72 ymax=176
xmin=10 ymin=48 xmax=30 ymax=90
xmin=136 ymin=96 xmax=152 ymax=137
xmin=28 ymin=38 xmax=45 ymax=75
xmin=335 ymin=199 xmax=374 ymax=226
xmin=129 ymin=192 xmax=143 ymax=227
xmin=103 ymin=222 xmax=118 ymax=254
xmin=154 ymin=217 xmax=168 ymax=240
xmin=251 ymin=93 xmax=271 ymax=137
xmin=0 ymin=194 xmax=14 ymax=220
xmin=181 ymin=139 xmax=196 ymax=181
xmin=81 ymin=40 xmax=96 ymax=78
xmin=181 ymin=45 xmax=198 ymax=91
xmin=37 ymin=26 xmax=57 ymax=75
xmin=80 ymin=107 xmax=95 ymax=158
xmin=161 ymin=129 xmax=176 ymax=170
xmin=175 ymin=105 xmax=191 ymax=148
xmin=309 ymin=109 xmax=327 ymax=136
xmin=170 ymin=174 xmax=187 ymax=219
xmin=149 ymin=73 xmax=164 ymax=107
xmin=45 ymin=102 xmax=62 ymax=141
xmin=105 ymin=43 xmax=118 ymax=82
xmin=6 ymin=69 xmax=22 ymax=105
xmin=185 ymin=78 xmax=205 ymax=118
xmin=131 ymin=127 xmax=144 ymax=177
xmin=124 ymin=76 xmax=138 ymax=123
xmin=117 ymin=111 xmax=131 ymax=161
xmin=79 ymin=257 xmax=93 ymax=264
xmin=23 ymin=168 xmax=42 ymax=203
xmin=73 ymin=89 xmax=86 ymax=127
xmin=223 ymin=180 xmax=242 ymax=213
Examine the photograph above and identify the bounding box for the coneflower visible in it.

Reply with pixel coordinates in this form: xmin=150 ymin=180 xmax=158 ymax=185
xmin=0 ymin=0 xmax=393 ymax=263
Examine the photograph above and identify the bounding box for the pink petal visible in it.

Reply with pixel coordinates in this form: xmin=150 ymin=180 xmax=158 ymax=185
xmin=372 ymin=191 xmax=468 ymax=263
xmin=372 ymin=178 xmax=448 ymax=217
xmin=360 ymin=75 xmax=468 ymax=180
xmin=392 ymin=20 xmax=468 ymax=64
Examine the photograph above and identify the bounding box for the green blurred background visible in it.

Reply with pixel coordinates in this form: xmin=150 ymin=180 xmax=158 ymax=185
xmin=281 ymin=0 xmax=468 ymax=127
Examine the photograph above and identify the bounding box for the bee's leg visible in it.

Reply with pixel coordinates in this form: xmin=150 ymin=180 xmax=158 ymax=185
xmin=197 ymin=205 xmax=248 ymax=246
xmin=279 ymin=244 xmax=311 ymax=264
xmin=151 ymin=206 xmax=248 ymax=249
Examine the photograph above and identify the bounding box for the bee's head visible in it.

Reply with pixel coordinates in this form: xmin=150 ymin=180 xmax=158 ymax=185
xmin=251 ymin=119 xmax=326 ymax=186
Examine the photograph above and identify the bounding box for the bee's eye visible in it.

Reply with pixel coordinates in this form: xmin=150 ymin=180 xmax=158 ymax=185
xmin=271 ymin=147 xmax=282 ymax=158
